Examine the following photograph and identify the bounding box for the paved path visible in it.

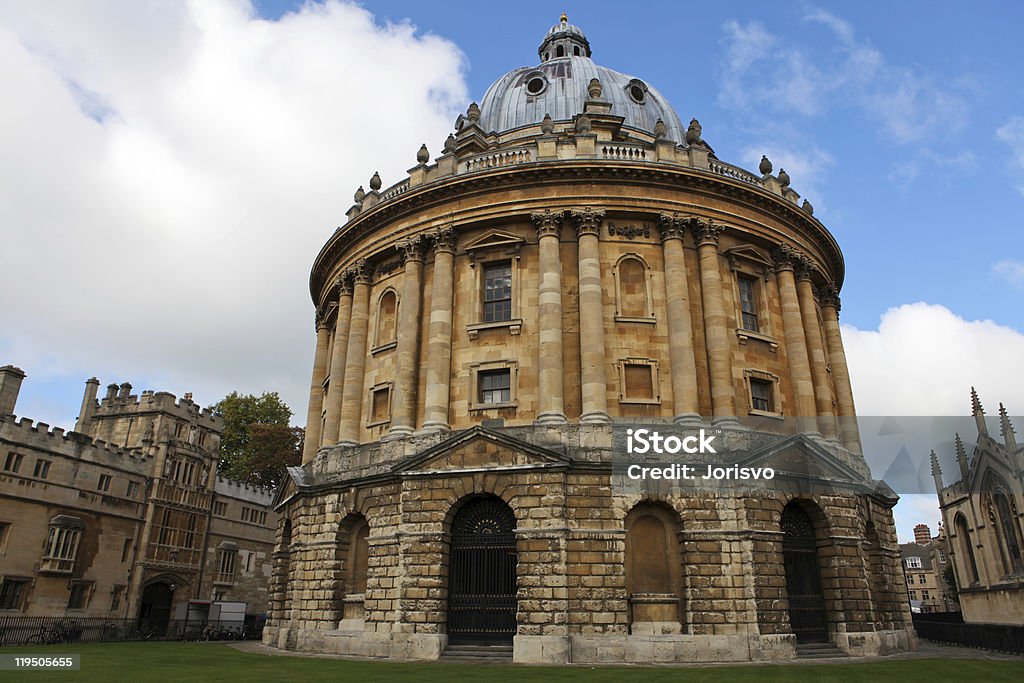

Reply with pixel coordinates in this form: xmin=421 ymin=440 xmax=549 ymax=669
xmin=229 ymin=639 xmax=1024 ymax=666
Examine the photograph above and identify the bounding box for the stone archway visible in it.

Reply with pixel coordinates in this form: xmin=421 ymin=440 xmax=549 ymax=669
xmin=138 ymin=581 xmax=174 ymax=634
xmin=781 ymin=502 xmax=828 ymax=643
xmin=446 ymin=495 xmax=517 ymax=644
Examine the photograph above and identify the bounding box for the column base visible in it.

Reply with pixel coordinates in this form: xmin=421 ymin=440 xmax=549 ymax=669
xmin=335 ymin=439 xmax=359 ymax=447
xmin=534 ymin=412 xmax=568 ymax=426
xmin=579 ymin=410 xmax=612 ymax=425
xmin=672 ymin=413 xmax=705 ymax=428
xmin=711 ymin=415 xmax=746 ymax=431
xmin=382 ymin=425 xmax=414 ymax=441
xmin=417 ymin=421 xmax=451 ymax=435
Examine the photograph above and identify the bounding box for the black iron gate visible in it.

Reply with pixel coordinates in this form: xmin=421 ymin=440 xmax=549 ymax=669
xmin=447 ymin=496 xmax=517 ymax=644
xmin=781 ymin=504 xmax=829 ymax=643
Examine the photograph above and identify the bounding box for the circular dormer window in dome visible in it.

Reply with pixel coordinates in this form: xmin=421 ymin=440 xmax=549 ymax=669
xmin=627 ymin=79 xmax=648 ymax=104
xmin=525 ymin=72 xmax=548 ymax=96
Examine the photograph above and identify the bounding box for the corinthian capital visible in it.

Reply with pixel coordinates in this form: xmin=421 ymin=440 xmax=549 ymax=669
xmin=690 ymin=217 xmax=723 ymax=247
xmin=657 ymin=213 xmax=685 ymax=243
xmin=396 ymin=235 xmax=425 ymax=263
xmin=347 ymin=259 xmax=371 ymax=285
xmin=335 ymin=271 xmax=353 ymax=298
xmin=820 ymin=284 xmax=841 ymax=312
xmin=571 ymin=207 xmax=605 ymax=237
xmin=430 ymin=225 xmax=457 ymax=254
xmin=531 ymin=208 xmax=565 ymax=239
xmin=772 ymin=244 xmax=803 ymax=272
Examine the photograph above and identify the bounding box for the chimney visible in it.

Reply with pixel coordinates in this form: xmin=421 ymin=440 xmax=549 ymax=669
xmin=75 ymin=377 xmax=101 ymax=433
xmin=0 ymin=365 xmax=26 ymax=416
xmin=914 ymin=523 xmax=932 ymax=545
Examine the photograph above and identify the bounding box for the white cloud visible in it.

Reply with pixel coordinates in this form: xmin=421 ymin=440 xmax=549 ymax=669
xmin=996 ymin=115 xmax=1024 ymax=195
xmin=718 ymin=10 xmax=968 ymax=145
xmin=993 ymin=259 xmax=1024 ymax=287
xmin=843 ymin=302 xmax=1024 ymax=415
xmin=844 ymin=302 xmax=1024 ymax=542
xmin=0 ymin=0 xmax=467 ymax=421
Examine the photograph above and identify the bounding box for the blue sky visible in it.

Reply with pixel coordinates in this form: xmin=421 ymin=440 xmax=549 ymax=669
xmin=2 ymin=1 xmax=1023 ymax=542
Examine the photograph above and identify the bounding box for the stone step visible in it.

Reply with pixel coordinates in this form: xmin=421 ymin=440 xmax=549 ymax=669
xmin=441 ymin=643 xmax=514 ymax=662
xmin=795 ymin=643 xmax=847 ymax=659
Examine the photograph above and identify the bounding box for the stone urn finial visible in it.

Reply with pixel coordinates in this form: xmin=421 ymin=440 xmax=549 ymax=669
xmin=541 ymin=113 xmax=554 ymax=134
xmin=654 ymin=118 xmax=667 ymax=140
xmin=802 ymin=199 xmax=814 ymax=215
xmin=759 ymin=155 xmax=772 ymax=175
xmin=416 ymin=143 xmax=430 ymax=164
xmin=443 ymin=133 xmax=456 ymax=154
xmin=575 ymin=113 xmax=592 ymax=134
xmin=354 ymin=185 xmax=365 ymax=204
xmin=778 ymin=168 xmax=790 ymax=188
xmin=369 ymin=171 xmax=382 ymax=191
xmin=588 ymin=78 xmax=603 ymax=99
xmin=467 ymin=102 xmax=481 ymax=123
xmin=685 ymin=118 xmax=702 ymax=145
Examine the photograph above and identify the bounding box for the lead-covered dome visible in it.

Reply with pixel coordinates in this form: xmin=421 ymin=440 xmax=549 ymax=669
xmin=478 ymin=15 xmax=687 ymax=143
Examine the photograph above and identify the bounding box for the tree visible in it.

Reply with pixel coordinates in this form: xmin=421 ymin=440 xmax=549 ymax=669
xmin=213 ymin=391 xmax=298 ymax=486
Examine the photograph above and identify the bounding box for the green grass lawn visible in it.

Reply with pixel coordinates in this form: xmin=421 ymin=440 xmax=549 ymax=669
xmin=1 ymin=642 xmax=1022 ymax=683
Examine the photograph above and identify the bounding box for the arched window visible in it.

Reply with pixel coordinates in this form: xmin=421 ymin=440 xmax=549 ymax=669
xmin=994 ymin=492 xmax=1023 ymax=574
xmin=375 ymin=290 xmax=397 ymax=347
xmin=616 ymin=255 xmax=651 ymax=319
xmin=954 ymin=513 xmax=978 ymax=584
xmin=625 ymin=502 xmax=682 ymax=628
xmin=556 ymin=45 xmax=564 ymax=58
xmin=573 ymin=46 xmax=580 ymax=56
xmin=335 ymin=514 xmax=370 ymax=624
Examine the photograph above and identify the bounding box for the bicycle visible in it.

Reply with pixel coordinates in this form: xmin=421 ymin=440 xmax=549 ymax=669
xmin=25 ymin=624 xmax=72 ymax=645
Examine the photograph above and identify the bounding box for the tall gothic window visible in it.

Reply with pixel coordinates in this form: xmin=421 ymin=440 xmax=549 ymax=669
xmin=994 ymin=492 xmax=1024 ymax=574
xmin=954 ymin=513 xmax=979 ymax=584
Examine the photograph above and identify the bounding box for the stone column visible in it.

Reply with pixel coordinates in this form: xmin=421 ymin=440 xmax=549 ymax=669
xmin=820 ymin=286 xmax=862 ymax=453
xmin=337 ymin=261 xmax=371 ymax=445
xmin=658 ymin=214 xmax=701 ymax=425
xmin=531 ymin=209 xmax=567 ymax=425
xmin=774 ymin=246 xmax=818 ymax=434
xmin=389 ymin=236 xmax=425 ymax=438
xmin=422 ymin=227 xmax=457 ymax=433
xmin=693 ymin=218 xmax=737 ymax=424
xmin=572 ymin=207 xmax=611 ymax=424
xmin=321 ymin=276 xmax=353 ymax=446
xmin=301 ymin=317 xmax=331 ymax=464
xmin=795 ymin=264 xmax=839 ymax=440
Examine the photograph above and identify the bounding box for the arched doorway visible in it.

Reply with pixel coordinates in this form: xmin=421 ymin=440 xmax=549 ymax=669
xmin=139 ymin=581 xmax=174 ymax=635
xmin=447 ymin=496 xmax=517 ymax=644
xmin=781 ymin=502 xmax=828 ymax=643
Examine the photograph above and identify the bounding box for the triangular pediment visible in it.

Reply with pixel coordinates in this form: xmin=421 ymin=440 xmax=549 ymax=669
xmin=967 ymin=439 xmax=1020 ymax=495
xmin=271 ymin=466 xmax=306 ymax=509
xmin=394 ymin=426 xmax=571 ymax=474
xmin=737 ymin=434 xmax=866 ymax=484
xmin=462 ymin=229 xmax=526 ymax=253
xmin=724 ymin=245 xmax=774 ymax=269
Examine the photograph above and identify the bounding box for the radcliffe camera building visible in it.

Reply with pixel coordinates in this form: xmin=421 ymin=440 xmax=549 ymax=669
xmin=268 ymin=17 xmax=915 ymax=662
xmin=0 ymin=366 xmax=275 ymax=631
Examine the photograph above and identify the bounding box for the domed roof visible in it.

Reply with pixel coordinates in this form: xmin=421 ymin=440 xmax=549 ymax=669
xmin=477 ymin=16 xmax=686 ymax=144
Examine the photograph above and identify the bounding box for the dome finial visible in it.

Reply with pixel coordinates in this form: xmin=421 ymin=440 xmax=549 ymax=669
xmin=560 ymin=11 xmax=568 ymax=23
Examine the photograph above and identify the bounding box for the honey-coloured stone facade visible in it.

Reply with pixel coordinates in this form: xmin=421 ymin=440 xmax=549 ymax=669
xmin=268 ymin=16 xmax=915 ymax=663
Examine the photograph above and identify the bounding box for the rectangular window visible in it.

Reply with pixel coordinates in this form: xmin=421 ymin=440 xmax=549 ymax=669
xmin=750 ymin=378 xmax=774 ymax=412
xmin=246 ymin=552 xmax=254 ymax=573
xmin=97 ymin=474 xmax=112 ymax=492
xmin=483 ymin=262 xmax=513 ymax=322
xmin=110 ymin=585 xmax=124 ymax=612
xmin=126 ymin=481 xmax=139 ymax=499
xmin=738 ymin=275 xmax=759 ymax=332
xmin=67 ymin=581 xmax=92 ymax=610
xmin=3 ymin=452 xmax=23 ymax=473
xmin=0 ymin=522 xmax=9 ymax=553
xmin=0 ymin=578 xmax=28 ymax=610
xmin=937 ymin=549 xmax=946 ymax=563
xmin=33 ymin=459 xmax=51 ymax=479
xmin=623 ymin=364 xmax=655 ymax=400
xmin=479 ymin=369 xmax=511 ymax=404
xmin=213 ymin=501 xmax=228 ymax=517
xmin=371 ymin=386 xmax=391 ymax=423
xmin=42 ymin=525 xmax=81 ymax=573
xmin=121 ymin=537 xmax=132 ymax=563
xmin=922 ymin=590 xmax=930 ymax=601
xmin=217 ymin=549 xmax=237 ymax=584
xmin=905 ymin=556 xmax=922 ymax=569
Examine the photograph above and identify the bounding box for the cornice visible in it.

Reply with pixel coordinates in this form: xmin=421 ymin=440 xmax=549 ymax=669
xmin=310 ymin=161 xmax=845 ymax=302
